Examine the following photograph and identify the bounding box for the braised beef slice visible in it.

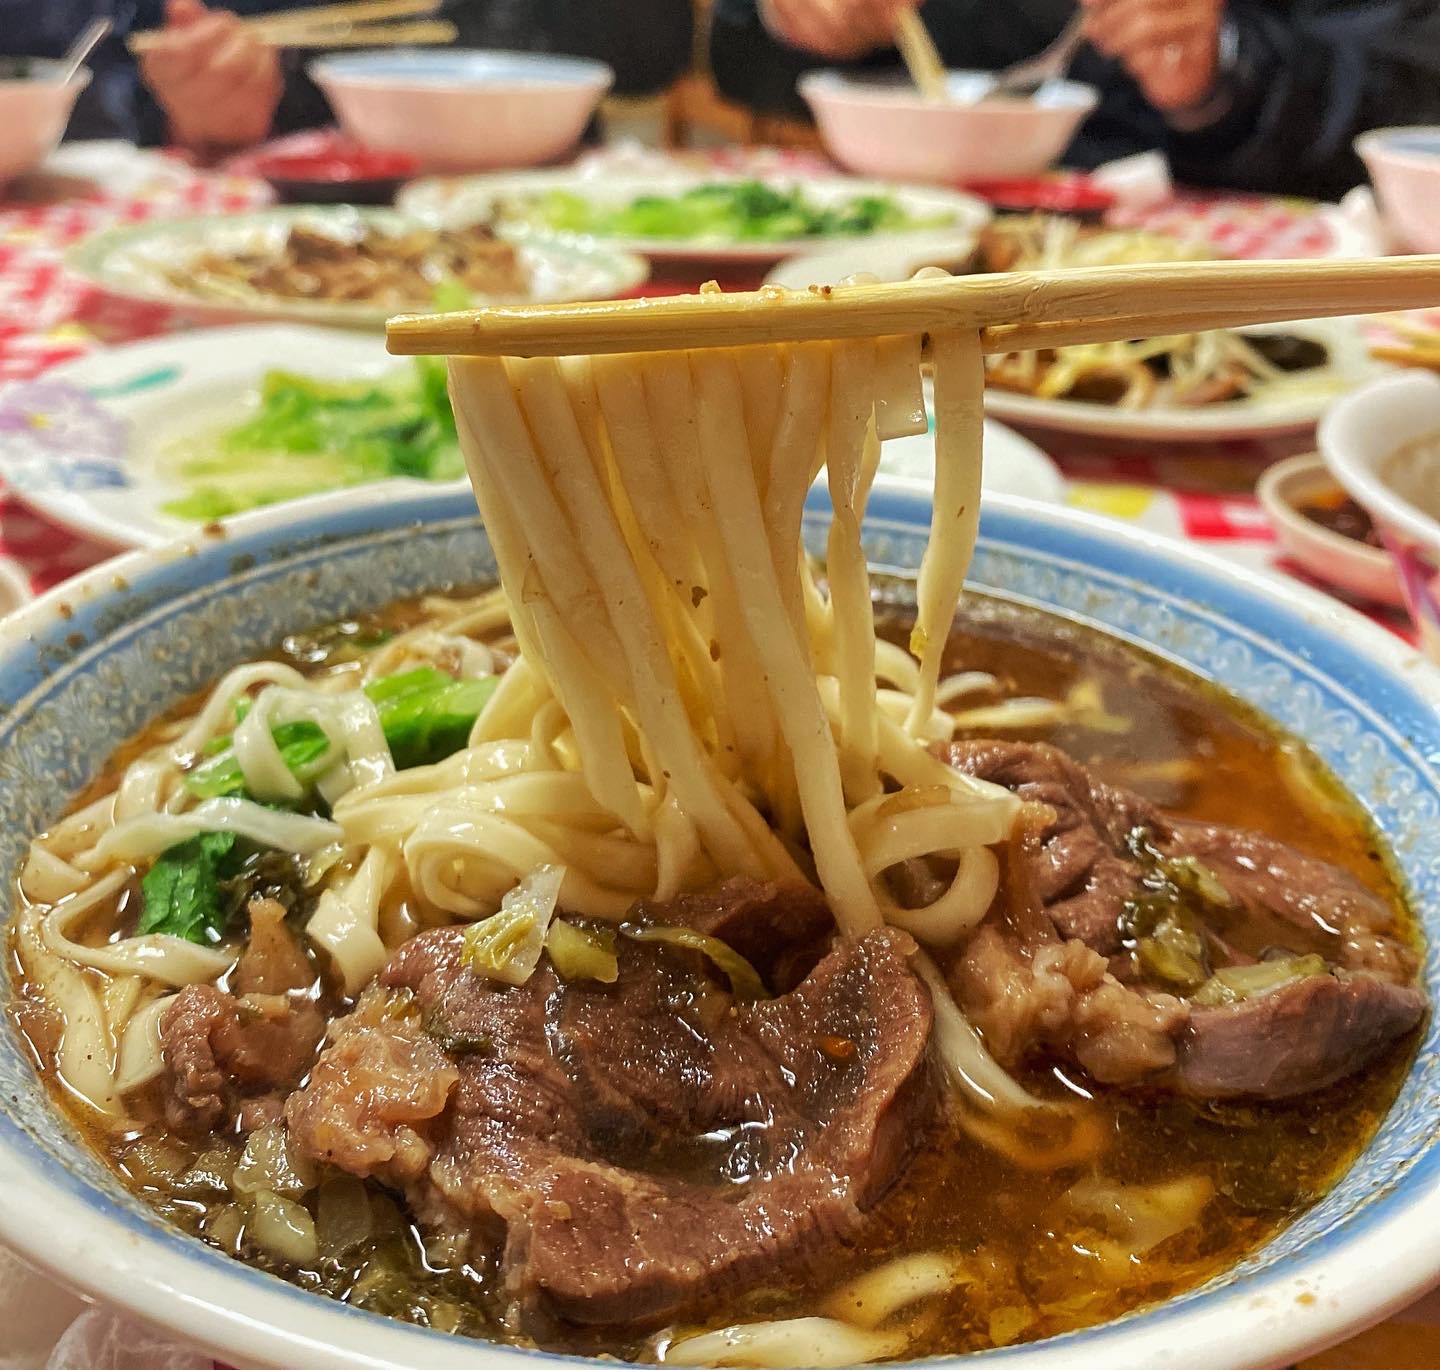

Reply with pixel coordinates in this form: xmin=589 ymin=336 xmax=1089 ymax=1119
xmin=938 ymin=739 xmax=1425 ymax=1100
xmin=940 ymin=739 xmax=1415 ymax=975
xmin=1178 ymin=974 xmax=1428 ymax=1099
xmin=631 ymin=876 xmax=834 ymax=991
xmin=288 ymin=918 xmax=934 ymax=1330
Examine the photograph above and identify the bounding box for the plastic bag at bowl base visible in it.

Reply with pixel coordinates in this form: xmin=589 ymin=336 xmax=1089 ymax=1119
xmin=0 ymin=1245 xmax=210 ymax=1370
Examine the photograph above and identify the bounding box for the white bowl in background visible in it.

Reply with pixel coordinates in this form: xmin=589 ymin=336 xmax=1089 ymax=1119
xmin=310 ymin=49 xmax=612 ymax=172
xmin=799 ymin=70 xmax=1097 ymax=185
xmin=1319 ymin=369 xmax=1440 ymax=659
xmin=1255 ymin=453 xmax=1403 ymax=607
xmin=1355 ymin=127 xmax=1440 ymax=253
xmin=0 ymin=60 xmax=91 ymax=188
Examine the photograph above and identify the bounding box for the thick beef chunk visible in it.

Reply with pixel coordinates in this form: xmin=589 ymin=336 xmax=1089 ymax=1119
xmin=286 ymin=988 xmax=459 ymax=1185
xmin=160 ymin=898 xmax=324 ymax=1136
xmin=955 ymin=926 xmax=1188 ymax=1086
xmin=287 ymin=914 xmax=933 ymax=1331
xmin=161 ymin=984 xmax=324 ymax=1135
xmin=938 ymin=739 xmax=1426 ymax=1100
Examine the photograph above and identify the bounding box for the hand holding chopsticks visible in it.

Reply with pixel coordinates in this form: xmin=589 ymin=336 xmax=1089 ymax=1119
xmin=386 ymin=256 xmax=1440 ymax=359
xmin=128 ymin=0 xmax=457 ymax=54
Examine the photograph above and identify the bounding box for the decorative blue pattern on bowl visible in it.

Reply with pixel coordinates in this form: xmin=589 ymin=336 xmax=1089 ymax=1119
xmin=0 ymin=484 xmax=1436 ymax=1370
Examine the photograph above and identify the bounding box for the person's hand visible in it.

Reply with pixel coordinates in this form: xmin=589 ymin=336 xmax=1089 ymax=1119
xmin=1081 ymin=0 xmax=1225 ymax=111
xmin=759 ymin=0 xmax=921 ymax=61
xmin=138 ymin=0 xmax=282 ymax=152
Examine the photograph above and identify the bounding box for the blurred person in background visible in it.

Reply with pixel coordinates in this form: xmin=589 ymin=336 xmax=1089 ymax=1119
xmin=710 ymin=0 xmax=1440 ymax=199
xmin=2 ymin=0 xmax=692 ymax=153
xmin=444 ymin=0 xmax=693 ymax=98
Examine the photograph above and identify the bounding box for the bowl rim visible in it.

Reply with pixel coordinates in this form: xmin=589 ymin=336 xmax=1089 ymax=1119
xmin=1355 ymin=125 xmax=1440 ymax=171
xmin=799 ymin=68 xmax=1099 ymax=114
xmin=2 ymin=483 xmax=1439 ymax=1370
xmin=0 ymin=60 xmax=90 ymax=93
xmin=1318 ymin=369 xmax=1440 ymax=548
xmin=309 ymin=47 xmax=614 ymax=92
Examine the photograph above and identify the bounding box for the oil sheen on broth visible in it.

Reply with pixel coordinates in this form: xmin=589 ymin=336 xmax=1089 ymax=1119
xmin=9 ymin=592 xmax=1419 ymax=1360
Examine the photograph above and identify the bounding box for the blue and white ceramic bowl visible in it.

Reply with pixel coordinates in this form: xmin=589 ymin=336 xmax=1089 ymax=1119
xmin=0 ymin=486 xmax=1437 ymax=1370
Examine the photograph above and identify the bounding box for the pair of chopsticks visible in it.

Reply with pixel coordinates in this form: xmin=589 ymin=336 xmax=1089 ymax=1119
xmin=128 ymin=0 xmax=456 ymax=54
xmin=894 ymin=11 xmax=947 ymax=100
xmin=385 ymin=256 xmax=1440 ymax=359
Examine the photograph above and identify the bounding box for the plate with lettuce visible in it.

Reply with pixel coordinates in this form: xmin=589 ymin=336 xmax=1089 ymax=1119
xmin=397 ymin=170 xmax=991 ymax=263
xmin=0 ymin=323 xmax=472 ymax=548
xmin=0 ymin=311 xmax=1062 ymax=549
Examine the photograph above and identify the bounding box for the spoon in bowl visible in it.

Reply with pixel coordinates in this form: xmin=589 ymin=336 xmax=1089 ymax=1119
xmin=987 ymin=12 xmax=1087 ymax=98
xmin=57 ymin=17 xmax=112 ymax=85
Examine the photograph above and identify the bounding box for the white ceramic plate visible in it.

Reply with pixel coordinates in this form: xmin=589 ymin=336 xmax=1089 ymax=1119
xmin=396 ymin=169 xmax=991 ymax=264
xmin=771 ymin=246 xmax=1386 ymax=443
xmin=0 ymin=326 xmax=1064 ymax=549
xmin=881 ymin=419 xmax=1065 ymax=504
xmin=64 ymin=205 xmax=649 ymax=330
xmin=981 ymin=318 xmax=1385 ymax=442
xmin=0 ymin=326 xmax=428 ymax=546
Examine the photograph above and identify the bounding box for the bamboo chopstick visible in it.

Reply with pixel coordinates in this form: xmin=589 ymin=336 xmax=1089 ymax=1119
xmin=894 ymin=11 xmax=948 ymax=100
xmin=384 ymin=256 xmax=1440 ymax=359
xmin=248 ymin=0 xmax=440 ymax=37
xmin=127 ymin=0 xmax=441 ymax=52
xmin=246 ymin=18 xmax=455 ymax=49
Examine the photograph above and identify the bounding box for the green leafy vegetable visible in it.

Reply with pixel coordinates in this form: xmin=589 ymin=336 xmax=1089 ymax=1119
xmin=1122 ymin=830 xmax=1234 ymax=993
xmin=511 ymin=181 xmax=952 ymax=243
xmin=461 ymin=865 xmax=565 ymax=986
xmin=137 ymin=831 xmax=243 ymax=944
xmin=365 ymin=666 xmax=499 ymax=769
xmin=186 ymin=720 xmax=332 ymax=800
xmin=545 ymin=919 xmax=619 ymax=984
xmin=1191 ymin=955 xmax=1329 ymax=1008
xmin=161 ymin=360 xmax=463 ymax=521
xmin=622 ymin=924 xmax=767 ymax=1000
xmin=183 ymin=667 xmax=500 ymax=801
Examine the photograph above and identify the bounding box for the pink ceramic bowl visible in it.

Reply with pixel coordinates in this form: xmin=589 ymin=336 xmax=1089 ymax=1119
xmin=799 ymin=70 xmax=1097 ymax=185
xmin=1319 ymin=370 xmax=1440 ymax=660
xmin=310 ymin=50 xmax=612 ymax=173
xmin=0 ymin=60 xmax=91 ymax=188
xmin=1355 ymin=128 xmax=1440 ymax=253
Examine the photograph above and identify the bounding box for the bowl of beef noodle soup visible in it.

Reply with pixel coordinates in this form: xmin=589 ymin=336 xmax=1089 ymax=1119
xmin=0 ymin=335 xmax=1437 ymax=1370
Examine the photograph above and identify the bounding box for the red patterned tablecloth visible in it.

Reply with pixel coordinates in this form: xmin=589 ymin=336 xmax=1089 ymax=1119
xmin=0 ymin=150 xmax=1411 ymax=640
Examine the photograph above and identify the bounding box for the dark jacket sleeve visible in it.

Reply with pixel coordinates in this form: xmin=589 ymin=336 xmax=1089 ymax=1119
xmin=445 ymin=0 xmax=694 ymax=97
xmin=1165 ymin=0 xmax=1440 ymax=200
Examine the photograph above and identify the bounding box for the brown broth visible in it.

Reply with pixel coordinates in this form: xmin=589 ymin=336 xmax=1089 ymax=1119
xmin=10 ymin=592 xmax=1421 ymax=1360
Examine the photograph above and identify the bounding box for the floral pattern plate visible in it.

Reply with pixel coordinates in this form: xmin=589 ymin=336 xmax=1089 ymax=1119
xmin=0 ymin=325 xmax=1064 ymax=548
